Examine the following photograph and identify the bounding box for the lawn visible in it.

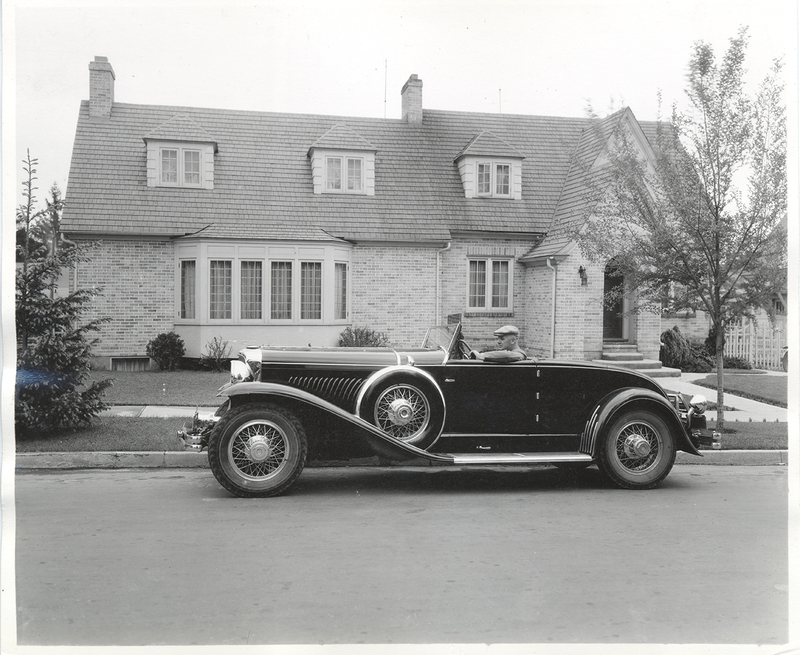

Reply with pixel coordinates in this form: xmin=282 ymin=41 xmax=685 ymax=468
xmin=87 ymin=370 xmax=229 ymax=406
xmin=690 ymin=372 xmax=787 ymax=408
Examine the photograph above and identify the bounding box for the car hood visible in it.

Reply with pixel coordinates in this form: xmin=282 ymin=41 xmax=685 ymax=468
xmin=257 ymin=346 xmax=447 ymax=367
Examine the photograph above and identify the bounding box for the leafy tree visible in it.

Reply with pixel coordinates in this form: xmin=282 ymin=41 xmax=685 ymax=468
xmin=15 ymin=155 xmax=113 ymax=434
xmin=576 ymin=27 xmax=786 ymax=427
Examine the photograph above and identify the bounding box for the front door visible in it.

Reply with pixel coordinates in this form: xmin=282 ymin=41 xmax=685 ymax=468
xmin=603 ymin=263 xmax=628 ymax=340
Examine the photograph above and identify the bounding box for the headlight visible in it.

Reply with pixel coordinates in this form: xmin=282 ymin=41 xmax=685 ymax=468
xmin=230 ymin=360 xmax=253 ymax=384
xmin=689 ymin=394 xmax=707 ymax=415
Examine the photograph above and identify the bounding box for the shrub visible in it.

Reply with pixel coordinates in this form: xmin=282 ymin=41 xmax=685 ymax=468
xmin=146 ymin=332 xmax=185 ymax=371
xmin=660 ymin=326 xmax=715 ymax=372
xmin=723 ymin=356 xmax=752 ymax=370
xmin=200 ymin=336 xmax=232 ymax=372
xmin=338 ymin=326 xmax=389 ymax=347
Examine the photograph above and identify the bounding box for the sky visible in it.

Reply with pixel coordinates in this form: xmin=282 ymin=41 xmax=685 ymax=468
xmin=4 ymin=0 xmax=797 ymax=208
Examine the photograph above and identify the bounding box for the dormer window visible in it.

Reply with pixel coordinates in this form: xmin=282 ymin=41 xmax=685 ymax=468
xmin=144 ymin=115 xmax=217 ymax=190
xmin=326 ymin=156 xmax=364 ymax=193
xmin=160 ymin=147 xmax=202 ymax=187
xmin=308 ymin=125 xmax=377 ymax=196
xmin=454 ymin=132 xmax=524 ymax=199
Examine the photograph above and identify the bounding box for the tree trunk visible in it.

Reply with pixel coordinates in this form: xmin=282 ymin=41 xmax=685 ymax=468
xmin=716 ymin=327 xmax=725 ymax=430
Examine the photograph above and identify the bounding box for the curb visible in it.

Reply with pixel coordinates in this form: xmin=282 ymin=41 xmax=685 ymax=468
xmin=15 ymin=450 xmax=789 ymax=470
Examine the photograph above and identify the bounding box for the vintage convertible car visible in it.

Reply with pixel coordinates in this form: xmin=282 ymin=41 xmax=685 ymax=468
xmin=179 ymin=323 xmax=720 ymax=497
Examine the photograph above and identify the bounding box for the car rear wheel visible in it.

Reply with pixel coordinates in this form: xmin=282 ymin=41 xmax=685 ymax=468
xmin=596 ymin=410 xmax=675 ymax=490
xmin=208 ymin=403 xmax=307 ymax=498
xmin=359 ymin=375 xmax=445 ymax=450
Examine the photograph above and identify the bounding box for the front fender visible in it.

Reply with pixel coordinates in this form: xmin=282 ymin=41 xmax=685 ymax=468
xmin=219 ymin=381 xmax=454 ymax=464
xmin=580 ymin=387 xmax=701 ymax=457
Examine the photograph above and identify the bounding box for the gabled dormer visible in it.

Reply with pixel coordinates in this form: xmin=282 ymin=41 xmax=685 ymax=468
xmin=144 ymin=115 xmax=218 ymax=189
xmin=308 ymin=124 xmax=377 ymax=196
xmin=454 ymin=131 xmax=525 ymax=199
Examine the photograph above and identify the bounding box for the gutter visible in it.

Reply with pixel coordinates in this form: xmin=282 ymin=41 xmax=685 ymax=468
xmin=546 ymin=257 xmax=556 ymax=357
xmin=435 ymin=241 xmax=452 ymax=324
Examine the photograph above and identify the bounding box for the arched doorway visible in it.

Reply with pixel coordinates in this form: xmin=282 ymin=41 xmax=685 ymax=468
xmin=603 ymin=261 xmax=629 ymax=341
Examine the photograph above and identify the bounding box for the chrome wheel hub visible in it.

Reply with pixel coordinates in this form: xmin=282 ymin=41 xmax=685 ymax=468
xmin=245 ymin=435 xmax=272 ymax=462
xmin=387 ymin=398 xmax=414 ymax=426
xmin=623 ymin=434 xmax=652 ymax=459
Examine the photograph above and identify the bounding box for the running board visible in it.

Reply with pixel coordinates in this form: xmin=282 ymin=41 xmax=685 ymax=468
xmin=450 ymin=452 xmax=593 ymax=465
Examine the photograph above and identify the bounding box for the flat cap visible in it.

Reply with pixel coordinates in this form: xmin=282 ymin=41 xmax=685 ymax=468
xmin=493 ymin=325 xmax=520 ymax=337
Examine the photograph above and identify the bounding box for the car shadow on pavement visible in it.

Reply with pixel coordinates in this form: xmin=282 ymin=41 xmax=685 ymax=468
xmin=280 ymin=464 xmax=625 ymax=496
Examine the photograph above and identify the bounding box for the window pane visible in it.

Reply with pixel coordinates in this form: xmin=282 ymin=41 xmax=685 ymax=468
xmin=477 ymin=163 xmax=491 ymax=194
xmin=180 ymin=260 xmax=196 ymax=319
xmin=301 ymin=262 xmax=322 ymax=320
xmin=161 ymin=149 xmax=178 ymax=183
xmin=271 ymin=262 xmax=292 ymax=320
xmin=491 ymin=260 xmax=509 ymax=308
xmin=209 ymin=260 xmax=232 ymax=319
xmin=334 ymin=263 xmax=348 ymax=320
xmin=240 ymin=261 xmax=263 ymax=320
xmin=326 ymin=157 xmax=342 ymax=190
xmin=496 ymin=164 xmax=510 ymax=195
xmin=184 ymin=150 xmax=201 ymax=185
xmin=469 ymin=260 xmax=487 ymax=307
xmin=347 ymin=158 xmax=362 ymax=191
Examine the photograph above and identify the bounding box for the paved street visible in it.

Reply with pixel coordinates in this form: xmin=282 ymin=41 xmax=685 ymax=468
xmin=13 ymin=465 xmax=789 ymax=647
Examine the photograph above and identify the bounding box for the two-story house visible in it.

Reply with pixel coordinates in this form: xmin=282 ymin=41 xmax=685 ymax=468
xmin=62 ymin=56 xmax=675 ymax=375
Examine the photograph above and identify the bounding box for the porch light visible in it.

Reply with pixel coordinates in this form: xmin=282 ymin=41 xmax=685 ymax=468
xmin=578 ymin=266 xmax=588 ymax=286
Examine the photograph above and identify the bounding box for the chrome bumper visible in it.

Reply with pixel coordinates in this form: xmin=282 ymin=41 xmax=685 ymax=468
xmin=693 ymin=428 xmax=722 ymax=450
xmin=177 ymin=410 xmax=221 ymax=452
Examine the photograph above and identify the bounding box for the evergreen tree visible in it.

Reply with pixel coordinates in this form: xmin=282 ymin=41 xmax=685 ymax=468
xmin=15 ymin=155 xmax=113 ymax=434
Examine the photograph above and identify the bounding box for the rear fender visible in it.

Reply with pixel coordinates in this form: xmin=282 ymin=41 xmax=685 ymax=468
xmin=219 ymin=381 xmax=453 ymax=464
xmin=580 ymin=387 xmax=700 ymax=457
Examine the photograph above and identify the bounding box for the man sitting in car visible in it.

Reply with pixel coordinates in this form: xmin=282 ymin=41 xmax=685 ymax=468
xmin=470 ymin=325 xmax=528 ymax=362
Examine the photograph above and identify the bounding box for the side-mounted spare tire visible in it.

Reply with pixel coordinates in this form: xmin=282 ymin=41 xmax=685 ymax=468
xmin=357 ymin=372 xmax=445 ymax=450
xmin=208 ymin=402 xmax=307 ymax=498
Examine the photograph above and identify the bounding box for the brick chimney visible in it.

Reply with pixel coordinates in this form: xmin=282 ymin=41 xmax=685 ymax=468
xmin=401 ymin=74 xmax=423 ymax=125
xmin=89 ymin=56 xmax=115 ymax=118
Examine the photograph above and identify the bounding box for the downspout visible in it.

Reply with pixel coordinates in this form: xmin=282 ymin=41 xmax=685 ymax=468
xmin=546 ymin=257 xmax=556 ymax=358
xmin=435 ymin=241 xmax=451 ymax=324
xmin=61 ymin=235 xmax=79 ymax=291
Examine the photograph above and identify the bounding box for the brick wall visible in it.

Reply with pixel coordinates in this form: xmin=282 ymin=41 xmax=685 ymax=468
xmin=350 ymin=245 xmax=437 ymax=347
xmin=73 ymin=238 xmax=174 ymax=359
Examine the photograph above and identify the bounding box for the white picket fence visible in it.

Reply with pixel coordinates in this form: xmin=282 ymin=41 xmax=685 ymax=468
xmin=724 ymin=317 xmax=786 ymax=370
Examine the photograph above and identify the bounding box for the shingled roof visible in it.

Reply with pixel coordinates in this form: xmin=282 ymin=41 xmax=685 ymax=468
xmin=62 ymin=100 xmax=616 ymax=243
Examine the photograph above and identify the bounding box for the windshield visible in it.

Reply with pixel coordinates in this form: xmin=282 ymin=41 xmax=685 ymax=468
xmin=422 ymin=324 xmax=460 ymax=353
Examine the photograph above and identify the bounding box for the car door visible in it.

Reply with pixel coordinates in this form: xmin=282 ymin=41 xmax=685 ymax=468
xmin=435 ymin=360 xmax=540 ymax=435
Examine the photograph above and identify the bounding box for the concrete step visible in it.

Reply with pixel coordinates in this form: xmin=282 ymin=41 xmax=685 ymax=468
xmin=601 ymin=352 xmax=645 ymax=362
xmin=602 ymin=342 xmax=638 ymax=351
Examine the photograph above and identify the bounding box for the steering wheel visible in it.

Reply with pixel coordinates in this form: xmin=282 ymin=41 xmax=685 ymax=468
xmin=456 ymin=338 xmax=473 ymax=360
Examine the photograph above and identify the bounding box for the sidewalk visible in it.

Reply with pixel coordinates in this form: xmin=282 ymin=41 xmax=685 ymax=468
xmin=14 ymin=371 xmax=789 ymax=470
xmin=656 ymin=370 xmax=787 ymax=423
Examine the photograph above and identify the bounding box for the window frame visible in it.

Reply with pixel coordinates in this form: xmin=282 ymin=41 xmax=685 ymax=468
xmin=324 ymin=155 xmax=365 ymax=194
xmin=159 ymin=146 xmax=203 ymax=188
xmin=466 ymin=256 xmax=514 ymax=312
xmin=179 ymin=259 xmax=197 ymax=320
xmin=475 ymin=160 xmax=513 ymax=198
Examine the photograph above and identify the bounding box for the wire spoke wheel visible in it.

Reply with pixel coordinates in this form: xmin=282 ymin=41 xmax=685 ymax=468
xmin=597 ymin=409 xmax=676 ymax=490
xmin=613 ymin=420 xmax=661 ymax=473
xmin=229 ymin=419 xmax=290 ymax=480
xmin=374 ymin=384 xmax=431 ymax=442
xmin=208 ymin=403 xmax=307 ymax=498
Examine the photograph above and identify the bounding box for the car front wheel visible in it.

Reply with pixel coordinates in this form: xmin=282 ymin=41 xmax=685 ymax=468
xmin=208 ymin=403 xmax=307 ymax=498
xmin=596 ymin=410 xmax=676 ymax=490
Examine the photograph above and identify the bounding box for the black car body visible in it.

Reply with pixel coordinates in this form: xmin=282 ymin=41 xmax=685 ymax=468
xmin=180 ymin=323 xmax=719 ymax=497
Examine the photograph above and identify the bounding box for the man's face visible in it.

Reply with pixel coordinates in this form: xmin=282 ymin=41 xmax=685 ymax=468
xmin=496 ymin=334 xmax=516 ymax=351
